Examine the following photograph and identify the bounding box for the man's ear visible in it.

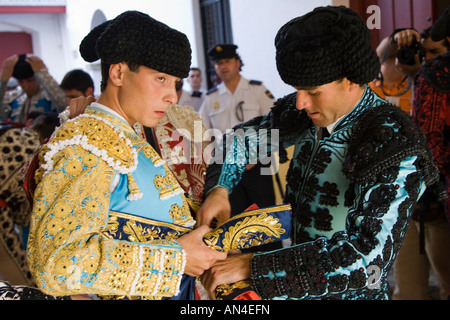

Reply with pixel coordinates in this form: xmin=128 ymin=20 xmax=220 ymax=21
xmin=84 ymin=87 xmax=94 ymax=97
xmin=342 ymin=78 xmax=358 ymax=91
xmin=109 ymin=63 xmax=127 ymax=87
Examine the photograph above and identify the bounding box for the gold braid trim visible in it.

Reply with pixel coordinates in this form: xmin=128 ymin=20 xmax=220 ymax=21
xmin=37 ymin=112 xmax=141 ymax=200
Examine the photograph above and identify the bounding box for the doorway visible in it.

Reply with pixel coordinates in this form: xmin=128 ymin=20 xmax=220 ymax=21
xmin=0 ymin=32 xmax=33 ymax=64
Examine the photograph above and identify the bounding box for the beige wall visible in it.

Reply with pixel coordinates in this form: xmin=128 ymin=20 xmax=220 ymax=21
xmin=333 ymin=0 xmax=350 ymax=7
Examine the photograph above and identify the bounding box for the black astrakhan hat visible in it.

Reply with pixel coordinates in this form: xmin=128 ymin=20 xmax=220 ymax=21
xmin=275 ymin=6 xmax=380 ymax=87
xmin=12 ymin=54 xmax=34 ymax=80
xmin=79 ymin=10 xmax=192 ymax=79
xmin=207 ymin=44 xmax=238 ymax=63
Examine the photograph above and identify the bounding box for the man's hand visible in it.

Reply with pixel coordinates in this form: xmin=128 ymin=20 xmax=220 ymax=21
xmin=178 ymin=225 xmax=227 ymax=277
xmin=26 ymin=55 xmax=46 ymax=73
xmin=201 ymin=252 xmax=253 ymax=299
xmin=1 ymin=55 xmax=18 ymax=83
xmin=392 ymin=29 xmax=423 ymax=78
xmin=69 ymin=95 xmax=96 ymax=119
xmin=196 ymin=187 xmax=231 ymax=228
xmin=393 ymin=29 xmax=421 ymax=48
xmin=70 ymin=295 xmax=92 ymax=300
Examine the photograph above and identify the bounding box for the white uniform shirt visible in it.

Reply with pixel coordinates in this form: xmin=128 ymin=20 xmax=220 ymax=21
xmin=178 ymin=89 xmax=204 ymax=112
xmin=199 ymin=76 xmax=275 ymax=134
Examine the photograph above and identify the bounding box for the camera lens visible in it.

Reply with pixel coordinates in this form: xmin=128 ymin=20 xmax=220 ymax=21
xmin=397 ymin=47 xmax=416 ymax=65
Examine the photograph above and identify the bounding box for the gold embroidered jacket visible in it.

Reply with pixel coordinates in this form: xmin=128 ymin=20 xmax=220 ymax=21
xmin=27 ymin=104 xmax=195 ymax=299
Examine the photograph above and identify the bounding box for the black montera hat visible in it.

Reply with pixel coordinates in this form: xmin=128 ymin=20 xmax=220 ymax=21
xmin=79 ymin=10 xmax=192 ymax=79
xmin=431 ymin=7 xmax=450 ymax=41
xmin=275 ymin=6 xmax=380 ymax=87
xmin=12 ymin=54 xmax=34 ymax=80
xmin=208 ymin=44 xmax=238 ymax=63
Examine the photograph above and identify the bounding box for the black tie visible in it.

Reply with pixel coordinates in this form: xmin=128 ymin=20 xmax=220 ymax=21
xmin=144 ymin=126 xmax=161 ymax=155
xmin=321 ymin=127 xmax=330 ymax=140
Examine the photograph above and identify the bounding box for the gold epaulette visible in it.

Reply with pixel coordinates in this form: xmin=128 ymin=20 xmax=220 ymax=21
xmin=37 ymin=113 xmax=142 ymax=200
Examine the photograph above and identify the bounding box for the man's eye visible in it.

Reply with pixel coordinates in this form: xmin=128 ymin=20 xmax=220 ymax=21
xmin=308 ymin=91 xmax=319 ymax=96
xmin=157 ymin=77 xmax=165 ymax=82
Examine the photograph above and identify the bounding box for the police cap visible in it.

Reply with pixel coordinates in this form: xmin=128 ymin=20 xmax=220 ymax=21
xmin=208 ymin=44 xmax=238 ymax=63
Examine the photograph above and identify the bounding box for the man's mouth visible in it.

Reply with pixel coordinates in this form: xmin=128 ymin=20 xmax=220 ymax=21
xmin=307 ymin=111 xmax=320 ymax=118
xmin=155 ymin=111 xmax=166 ymax=117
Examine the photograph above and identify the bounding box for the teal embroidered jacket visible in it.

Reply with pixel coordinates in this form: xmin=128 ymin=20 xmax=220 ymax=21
xmin=204 ymin=86 xmax=441 ymax=300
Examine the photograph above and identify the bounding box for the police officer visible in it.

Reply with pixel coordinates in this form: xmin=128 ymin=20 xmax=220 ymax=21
xmin=199 ymin=44 xmax=275 ymax=133
xmin=200 ymin=44 xmax=277 ymax=225
xmin=178 ymin=68 xmax=205 ymax=111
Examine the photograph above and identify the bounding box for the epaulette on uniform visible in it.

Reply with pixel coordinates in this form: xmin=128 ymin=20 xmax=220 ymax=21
xmin=192 ymin=91 xmax=203 ymax=98
xmin=206 ymin=86 xmax=218 ymax=95
xmin=249 ymin=80 xmax=274 ymax=99
xmin=249 ymin=80 xmax=262 ymax=85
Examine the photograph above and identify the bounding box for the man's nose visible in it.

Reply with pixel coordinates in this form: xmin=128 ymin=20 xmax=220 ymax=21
xmin=167 ymin=86 xmax=178 ymax=105
xmin=296 ymin=91 xmax=311 ymax=110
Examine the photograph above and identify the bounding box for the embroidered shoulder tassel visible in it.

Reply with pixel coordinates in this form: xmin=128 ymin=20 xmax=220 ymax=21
xmin=127 ymin=173 xmax=143 ymax=201
xmin=152 ymin=164 xmax=184 ymax=201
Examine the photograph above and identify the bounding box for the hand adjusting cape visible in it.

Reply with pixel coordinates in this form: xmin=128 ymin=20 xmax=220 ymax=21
xmin=202 ymin=204 xmax=292 ymax=300
xmin=106 ymin=201 xmax=292 ymax=300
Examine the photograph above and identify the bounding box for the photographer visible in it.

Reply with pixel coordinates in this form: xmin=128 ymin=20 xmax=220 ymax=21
xmin=392 ymin=9 xmax=450 ymax=300
xmin=390 ymin=25 xmax=450 ymax=75
xmin=0 ymin=54 xmax=67 ymax=124
xmin=369 ymin=31 xmax=418 ymax=115
xmin=370 ymin=27 xmax=429 ymax=116
xmin=392 ymin=28 xmax=424 ymax=77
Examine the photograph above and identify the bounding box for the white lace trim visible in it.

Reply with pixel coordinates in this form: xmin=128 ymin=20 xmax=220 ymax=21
xmin=42 ymin=113 xmax=138 ymax=177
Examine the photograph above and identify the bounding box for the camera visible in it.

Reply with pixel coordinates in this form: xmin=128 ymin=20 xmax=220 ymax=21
xmin=397 ymin=36 xmax=424 ymax=65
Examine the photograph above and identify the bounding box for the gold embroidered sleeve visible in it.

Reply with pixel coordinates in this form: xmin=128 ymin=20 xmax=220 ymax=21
xmin=27 ymin=145 xmax=186 ymax=298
